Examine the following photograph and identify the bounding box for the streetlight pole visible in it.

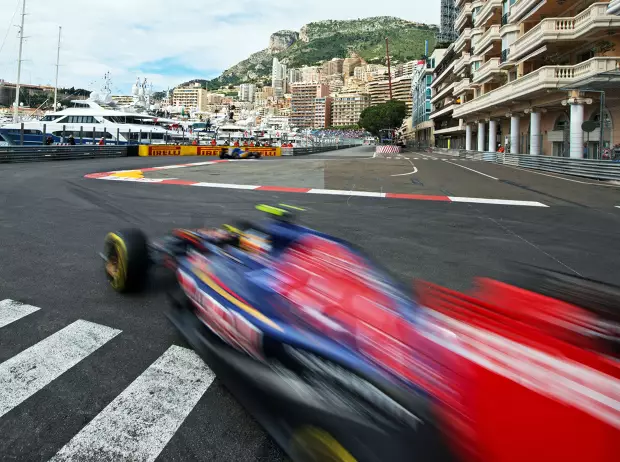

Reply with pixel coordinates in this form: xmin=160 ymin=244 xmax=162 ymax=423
xmin=13 ymin=0 xmax=27 ymax=122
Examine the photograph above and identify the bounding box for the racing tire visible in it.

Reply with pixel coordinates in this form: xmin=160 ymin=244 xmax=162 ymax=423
xmin=103 ymin=229 xmax=149 ymax=293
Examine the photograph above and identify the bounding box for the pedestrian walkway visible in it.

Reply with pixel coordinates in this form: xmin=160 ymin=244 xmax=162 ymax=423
xmin=0 ymin=299 xmax=216 ymax=462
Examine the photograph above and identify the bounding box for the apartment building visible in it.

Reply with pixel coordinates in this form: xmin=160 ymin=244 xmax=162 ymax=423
xmin=331 ymin=93 xmax=371 ymax=127
xmin=314 ymin=96 xmax=333 ymax=128
xmin=366 ymin=75 xmax=414 ymax=111
xmin=412 ymin=49 xmax=446 ymax=146
xmin=290 ymin=83 xmax=329 ymax=128
xmin=238 ymin=83 xmax=256 ymax=102
xmin=429 ymin=45 xmax=467 ymax=148
xmin=301 ymin=66 xmax=321 ymax=83
xmin=172 ymin=83 xmax=208 ymax=111
xmin=288 ymin=68 xmax=302 ymax=84
xmin=323 ymin=58 xmax=344 ymax=76
xmin=448 ymin=0 xmax=620 ymax=157
xmin=392 ymin=75 xmax=414 ymax=113
xmin=272 ymin=58 xmax=288 ymax=98
xmin=343 ymin=57 xmax=363 ymax=76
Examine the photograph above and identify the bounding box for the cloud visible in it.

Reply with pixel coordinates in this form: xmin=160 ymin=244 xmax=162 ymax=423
xmin=0 ymin=0 xmax=440 ymax=94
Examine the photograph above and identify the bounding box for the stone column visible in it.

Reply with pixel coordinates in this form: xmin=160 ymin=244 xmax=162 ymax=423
xmin=488 ymin=119 xmax=498 ymax=152
xmin=562 ymin=93 xmax=593 ymax=159
xmin=465 ymin=123 xmax=472 ymax=151
xmin=529 ymin=110 xmax=542 ymax=156
xmin=509 ymin=114 xmax=520 ymax=154
xmin=477 ymin=121 xmax=486 ymax=152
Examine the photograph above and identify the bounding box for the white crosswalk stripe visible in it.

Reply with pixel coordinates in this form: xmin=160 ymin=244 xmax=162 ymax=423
xmin=0 ymin=300 xmax=219 ymax=460
xmin=0 ymin=319 xmax=121 ymax=418
xmin=51 ymin=345 xmax=215 ymax=462
xmin=0 ymin=299 xmax=40 ymax=328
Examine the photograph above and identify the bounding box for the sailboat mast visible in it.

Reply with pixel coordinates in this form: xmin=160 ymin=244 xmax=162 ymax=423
xmin=54 ymin=26 xmax=62 ymax=110
xmin=13 ymin=0 xmax=27 ymax=122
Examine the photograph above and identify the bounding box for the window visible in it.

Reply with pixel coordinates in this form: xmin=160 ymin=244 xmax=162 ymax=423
xmin=57 ymin=116 xmax=98 ymax=124
xmin=471 ymin=61 xmax=481 ymax=72
xmin=426 ymin=75 xmax=432 ymax=85
xmin=40 ymin=115 xmax=61 ymax=122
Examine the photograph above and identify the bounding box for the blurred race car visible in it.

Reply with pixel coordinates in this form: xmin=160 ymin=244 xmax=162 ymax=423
xmin=220 ymin=147 xmax=262 ymax=159
xmin=102 ymin=206 xmax=619 ymax=462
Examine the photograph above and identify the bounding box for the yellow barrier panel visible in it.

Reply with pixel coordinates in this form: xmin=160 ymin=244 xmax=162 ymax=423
xmin=138 ymin=145 xmax=281 ymax=157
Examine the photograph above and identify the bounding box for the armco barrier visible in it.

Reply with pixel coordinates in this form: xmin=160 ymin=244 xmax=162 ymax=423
xmin=287 ymin=144 xmax=360 ymax=156
xmin=138 ymin=145 xmax=281 ymax=157
xmin=0 ymin=146 xmax=127 ymax=163
xmin=454 ymin=150 xmax=620 ymax=181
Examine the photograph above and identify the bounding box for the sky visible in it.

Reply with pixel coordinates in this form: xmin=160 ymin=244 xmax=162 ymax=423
xmin=0 ymin=0 xmax=440 ymax=94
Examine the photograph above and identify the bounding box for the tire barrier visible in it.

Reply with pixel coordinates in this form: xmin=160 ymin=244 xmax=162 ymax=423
xmin=0 ymin=146 xmax=127 ymax=163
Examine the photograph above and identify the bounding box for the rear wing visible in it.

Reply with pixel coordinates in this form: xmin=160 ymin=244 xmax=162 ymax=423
xmin=414 ymin=276 xmax=619 ymax=462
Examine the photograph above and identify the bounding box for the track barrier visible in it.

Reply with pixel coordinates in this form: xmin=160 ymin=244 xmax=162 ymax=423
xmin=0 ymin=146 xmax=128 ymax=163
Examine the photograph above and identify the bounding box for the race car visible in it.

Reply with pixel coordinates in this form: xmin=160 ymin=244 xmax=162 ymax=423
xmin=219 ymin=147 xmax=262 ymax=159
xmin=102 ymin=206 xmax=619 ymax=462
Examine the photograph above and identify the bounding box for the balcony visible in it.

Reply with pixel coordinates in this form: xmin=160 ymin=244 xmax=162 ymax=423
xmin=454 ymin=53 xmax=471 ymax=74
xmin=453 ymin=57 xmax=620 ymax=118
xmin=475 ymin=25 xmax=501 ymax=55
xmin=455 ymin=28 xmax=472 ymax=53
xmin=434 ymin=120 xmax=467 ymax=135
xmin=430 ymin=103 xmax=456 ymax=120
xmin=510 ymin=3 xmax=620 ymax=61
xmin=477 ymin=0 xmax=502 ymax=27
xmin=455 ymin=3 xmax=473 ymax=31
xmin=453 ymin=78 xmax=472 ymax=96
xmin=472 ymin=58 xmax=502 ymax=83
xmin=431 ymin=60 xmax=456 ymax=89
xmin=431 ymin=82 xmax=457 ymax=104
xmin=509 ymin=0 xmax=543 ymax=23
xmin=455 ymin=0 xmax=468 ymax=7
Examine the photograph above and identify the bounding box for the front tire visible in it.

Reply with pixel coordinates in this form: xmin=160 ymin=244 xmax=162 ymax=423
xmin=103 ymin=229 xmax=149 ymax=293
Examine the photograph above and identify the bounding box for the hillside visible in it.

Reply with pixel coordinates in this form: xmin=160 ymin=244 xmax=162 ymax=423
xmin=204 ymin=16 xmax=437 ymax=90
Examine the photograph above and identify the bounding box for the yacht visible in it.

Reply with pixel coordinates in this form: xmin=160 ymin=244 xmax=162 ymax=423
xmin=0 ymin=99 xmax=185 ymax=146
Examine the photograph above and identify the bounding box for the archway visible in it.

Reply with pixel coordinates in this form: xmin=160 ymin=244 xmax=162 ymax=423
xmin=588 ymin=108 xmax=613 ymax=157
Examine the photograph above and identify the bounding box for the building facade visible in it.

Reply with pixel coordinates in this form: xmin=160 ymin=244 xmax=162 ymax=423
xmin=301 ymin=66 xmax=321 ymax=83
xmin=272 ymin=57 xmax=288 ymax=98
xmin=412 ymin=50 xmax=447 ymax=146
xmin=437 ymin=0 xmax=458 ymax=43
xmin=172 ymin=83 xmax=208 ymax=111
xmin=290 ymin=83 xmax=329 ymax=128
xmin=238 ymin=83 xmax=256 ymax=102
xmin=429 ymin=45 xmax=466 ymax=148
xmin=449 ymin=0 xmax=620 ymax=157
xmin=343 ymin=57 xmax=362 ymax=76
xmin=331 ymin=93 xmax=371 ymax=127
xmin=314 ymin=96 xmax=333 ymax=128
xmin=288 ymin=68 xmax=302 ymax=84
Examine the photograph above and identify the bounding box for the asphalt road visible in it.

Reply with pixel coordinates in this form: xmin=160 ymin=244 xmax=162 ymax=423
xmin=0 ymin=145 xmax=619 ymax=461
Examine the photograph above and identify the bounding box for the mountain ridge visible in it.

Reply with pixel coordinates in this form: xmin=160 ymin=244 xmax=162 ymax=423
xmin=185 ymin=16 xmax=438 ymax=91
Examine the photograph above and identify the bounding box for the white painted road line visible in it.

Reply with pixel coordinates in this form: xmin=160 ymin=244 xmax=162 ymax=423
xmin=192 ymin=182 xmax=259 ymax=190
xmin=0 ymin=320 xmax=121 ymax=419
xmin=307 ymin=189 xmax=386 ymax=197
xmin=443 ymin=160 xmax=499 ymax=180
xmin=51 ymin=346 xmax=215 ymax=462
xmin=0 ymin=299 xmax=40 ymax=329
xmin=449 ymin=197 xmax=549 ymax=207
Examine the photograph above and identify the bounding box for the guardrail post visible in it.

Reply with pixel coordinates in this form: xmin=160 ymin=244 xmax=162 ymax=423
xmin=139 ymin=130 xmax=142 ymax=145
xmin=79 ymin=126 xmax=83 ymax=145
xmin=42 ymin=124 xmax=46 ymax=145
xmin=20 ymin=123 xmax=24 ymax=146
xmin=117 ymin=128 xmax=120 ymax=146
xmin=148 ymin=130 xmax=152 ymax=145
xmin=92 ymin=127 xmax=96 ymax=145
xmin=62 ymin=125 xmax=66 ymax=144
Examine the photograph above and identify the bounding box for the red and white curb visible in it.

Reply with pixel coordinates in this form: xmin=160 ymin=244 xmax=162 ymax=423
xmin=84 ymin=160 xmax=549 ymax=207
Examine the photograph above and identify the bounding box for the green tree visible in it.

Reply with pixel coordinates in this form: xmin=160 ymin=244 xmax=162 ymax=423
xmin=358 ymin=100 xmax=407 ymax=136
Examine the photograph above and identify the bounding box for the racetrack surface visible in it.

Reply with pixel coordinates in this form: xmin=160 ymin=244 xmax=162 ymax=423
xmin=0 ymin=145 xmax=619 ymax=461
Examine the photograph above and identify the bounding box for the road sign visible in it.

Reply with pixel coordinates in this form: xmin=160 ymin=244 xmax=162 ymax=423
xmin=582 ymin=120 xmax=599 ymax=133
